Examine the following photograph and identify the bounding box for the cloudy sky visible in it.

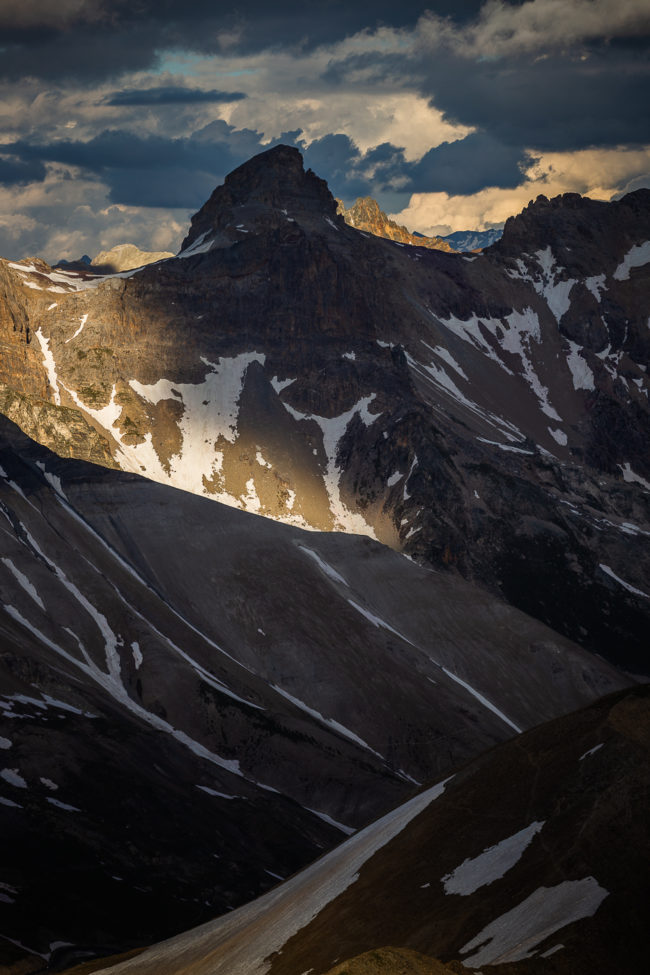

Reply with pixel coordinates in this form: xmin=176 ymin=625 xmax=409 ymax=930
xmin=1 ymin=0 xmax=649 ymax=261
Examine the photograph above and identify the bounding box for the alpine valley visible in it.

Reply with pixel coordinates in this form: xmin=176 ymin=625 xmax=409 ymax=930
xmin=0 ymin=146 xmax=647 ymax=974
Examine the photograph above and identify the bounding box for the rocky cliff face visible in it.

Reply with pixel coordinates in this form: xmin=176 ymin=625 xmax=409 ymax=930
xmin=336 ymin=196 xmax=455 ymax=251
xmin=0 ymin=145 xmax=648 ymax=673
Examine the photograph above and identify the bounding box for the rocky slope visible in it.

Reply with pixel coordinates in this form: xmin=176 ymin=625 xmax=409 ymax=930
xmin=336 ymin=197 xmax=455 ymax=251
xmin=80 ymin=685 xmax=650 ymax=975
xmin=0 ymin=145 xmax=648 ymax=674
xmin=0 ymin=416 xmax=626 ymax=971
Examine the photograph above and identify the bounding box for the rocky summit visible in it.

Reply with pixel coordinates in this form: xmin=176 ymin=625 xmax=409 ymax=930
xmin=0 ymin=144 xmax=647 ymax=674
xmin=336 ymin=196 xmax=455 ymax=251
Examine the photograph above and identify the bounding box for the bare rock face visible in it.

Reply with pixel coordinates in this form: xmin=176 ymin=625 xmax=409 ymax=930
xmin=336 ymin=196 xmax=455 ymax=252
xmin=90 ymin=243 xmax=174 ymax=272
xmin=0 ymin=145 xmax=648 ymax=674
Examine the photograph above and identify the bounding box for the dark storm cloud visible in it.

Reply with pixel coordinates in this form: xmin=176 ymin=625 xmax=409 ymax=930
xmin=0 ymin=2 xmax=481 ymax=81
xmin=401 ymin=133 xmax=534 ymax=195
xmin=105 ymin=86 xmax=247 ymax=106
xmin=320 ymin=36 xmax=650 ymax=167
xmin=0 ymin=156 xmax=47 ymax=186
xmin=2 ymin=124 xmax=387 ymax=206
xmin=419 ymin=47 xmax=650 ymax=154
xmin=3 ymin=124 xmax=286 ymax=207
xmin=0 ymin=24 xmax=164 ymax=82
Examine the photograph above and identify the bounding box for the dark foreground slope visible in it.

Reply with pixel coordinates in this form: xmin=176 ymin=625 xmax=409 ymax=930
xmin=86 ymin=685 xmax=650 ymax=975
xmin=0 ymin=147 xmax=648 ymax=672
xmin=0 ymin=417 xmax=626 ymax=970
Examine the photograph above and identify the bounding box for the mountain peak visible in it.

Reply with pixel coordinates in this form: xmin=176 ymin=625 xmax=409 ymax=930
xmin=336 ymin=195 xmax=455 ymax=251
xmin=180 ymin=144 xmax=338 ymax=252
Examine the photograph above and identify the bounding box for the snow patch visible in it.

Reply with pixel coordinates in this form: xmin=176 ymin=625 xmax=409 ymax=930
xmin=441 ymin=667 xmax=522 ymax=733
xmin=613 ymin=240 xmax=650 ymax=280
xmin=619 ymin=462 xmax=650 ymax=491
xmin=579 ymin=743 xmax=603 ymax=761
xmin=123 ymin=353 xmax=266 ymax=503
xmin=298 ymin=546 xmax=348 ymax=586
xmin=34 ymin=329 xmax=61 ymax=405
xmin=386 ymin=471 xmax=403 ymax=487
xmin=501 ymin=308 xmax=560 ymax=419
xmin=548 ymin=427 xmax=567 ymax=446
xmin=270 ymin=376 xmax=296 ymax=394
xmin=177 ymin=231 xmax=213 ymax=258
xmin=533 ymin=247 xmax=576 ymax=322
xmin=566 ymin=341 xmax=595 ymax=391
xmin=599 ymin=564 xmax=649 ymax=599
xmin=460 ymin=877 xmax=608 ymax=966
xmin=304 ymin=806 xmax=355 ymax=836
xmin=421 ymin=341 xmax=469 ymax=380
xmin=196 ymin=785 xmax=240 ymax=800
xmin=40 ymin=777 xmax=58 ymax=790
xmin=241 ymin=478 xmax=262 ymax=513
xmin=282 ymin=395 xmax=380 ymax=535
xmin=1 ymin=558 xmax=45 ymax=610
xmin=131 ymin=641 xmax=143 ymax=669
xmin=65 ymin=313 xmax=88 ymax=343
xmin=347 ymin=599 xmax=416 ymax=647
xmin=442 ymin=821 xmax=544 ymax=895
xmin=35 ymin=461 xmax=67 ymax=499
xmin=584 ymin=274 xmax=606 ymax=301
xmin=477 ymin=437 xmax=534 ymax=456
xmin=272 ymin=684 xmax=383 ymax=759
xmin=403 ymin=455 xmax=418 ymax=499
xmin=46 ymin=797 xmax=80 ymax=812
xmin=0 ymin=796 xmax=22 ymax=808
xmin=0 ymin=738 xmax=11 ymax=749
xmin=1 ymin=768 xmax=27 ymax=788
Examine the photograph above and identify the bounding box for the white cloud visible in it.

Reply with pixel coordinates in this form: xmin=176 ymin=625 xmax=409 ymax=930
xmin=0 ymin=166 xmax=189 ymax=262
xmin=183 ymin=36 xmax=470 ymax=160
xmin=418 ymin=0 xmax=650 ymax=59
xmin=390 ymin=144 xmax=650 ymax=235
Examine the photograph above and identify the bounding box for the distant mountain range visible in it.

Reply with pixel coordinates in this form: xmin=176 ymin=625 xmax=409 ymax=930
xmin=437 ymin=226 xmax=504 ymax=251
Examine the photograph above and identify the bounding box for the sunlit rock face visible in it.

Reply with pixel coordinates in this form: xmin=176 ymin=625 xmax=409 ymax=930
xmin=90 ymin=243 xmax=174 ymax=272
xmin=336 ymin=196 xmax=456 ymax=251
xmin=0 ymin=146 xmax=648 ymax=670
